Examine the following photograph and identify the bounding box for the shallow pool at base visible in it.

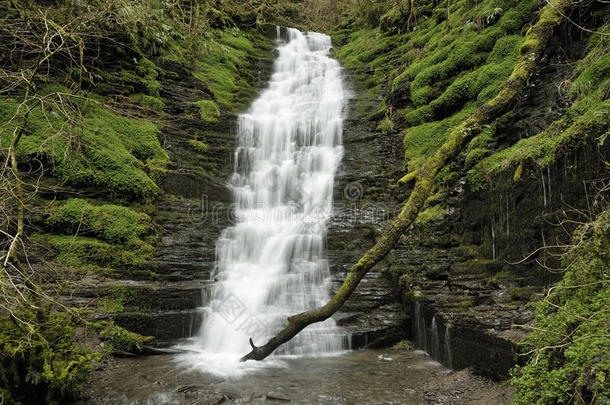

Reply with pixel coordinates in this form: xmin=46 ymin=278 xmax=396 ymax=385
xmin=77 ymin=347 xmax=447 ymax=405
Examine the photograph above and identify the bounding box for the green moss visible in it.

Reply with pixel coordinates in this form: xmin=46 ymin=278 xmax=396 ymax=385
xmin=334 ymin=1 xmax=538 ymax=192
xmin=32 ymin=234 xmax=155 ymax=274
xmin=45 ymin=198 xmax=152 ymax=246
xmin=1 ymin=313 xmax=98 ymax=404
xmin=98 ymin=285 xmax=156 ymax=313
xmin=0 ymin=99 xmax=168 ymax=201
xmin=189 ymin=139 xmax=209 ymax=153
xmin=117 ymin=57 xmax=161 ymax=97
xmin=191 ymin=28 xmax=272 ymax=111
xmin=466 ymin=167 xmax=489 ymax=192
xmin=467 ymin=39 xmax=609 ymax=188
xmin=472 ymin=95 xmax=609 ymax=178
xmin=465 ymin=147 xmax=490 ymax=168
xmin=449 ymin=298 xmax=474 ymax=308
xmin=513 ymin=161 xmax=523 ymax=181
xmin=195 ymin=100 xmax=220 ymax=122
xmin=467 ymin=124 xmax=494 ymax=152
xmin=131 ymin=93 xmax=166 ymax=110
xmin=415 ymin=204 xmax=445 ymax=224
xmin=570 ymin=52 xmax=610 ymax=100
xmin=511 ymin=210 xmax=610 ymax=404
xmin=403 ymin=104 xmax=475 ymax=172
xmin=377 ymin=116 xmax=393 ymax=134
xmin=96 ymin=322 xmax=153 ymax=354
xmin=496 ymin=0 xmax=538 ymax=33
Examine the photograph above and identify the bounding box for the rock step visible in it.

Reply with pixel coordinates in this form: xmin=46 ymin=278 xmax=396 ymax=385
xmin=66 ymin=279 xmax=205 ymax=311
xmin=98 ymin=309 xmax=203 ymax=341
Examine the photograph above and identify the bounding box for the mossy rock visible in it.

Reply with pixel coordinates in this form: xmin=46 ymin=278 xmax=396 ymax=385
xmin=96 ymin=322 xmax=153 ymax=354
xmin=195 ymin=100 xmax=220 ymax=122
xmin=0 ymin=98 xmax=168 ymax=201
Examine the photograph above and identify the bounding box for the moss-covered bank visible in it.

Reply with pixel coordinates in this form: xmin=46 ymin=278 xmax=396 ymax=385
xmin=330 ymin=0 xmax=608 ymax=402
xmin=0 ymin=0 xmax=279 ymax=402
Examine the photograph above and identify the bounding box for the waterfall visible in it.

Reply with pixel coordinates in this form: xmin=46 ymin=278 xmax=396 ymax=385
xmin=186 ymin=27 xmax=347 ymax=372
xmin=430 ymin=316 xmax=439 ymax=360
xmin=444 ymin=323 xmax=453 ymax=369
xmin=414 ymin=301 xmax=427 ymax=351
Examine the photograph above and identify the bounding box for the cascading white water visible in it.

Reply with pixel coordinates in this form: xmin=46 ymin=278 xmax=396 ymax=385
xmin=185 ymin=27 xmax=347 ymax=373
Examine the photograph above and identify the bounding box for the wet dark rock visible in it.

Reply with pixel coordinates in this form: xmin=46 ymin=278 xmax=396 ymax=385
xmin=329 ymin=26 xmax=608 ymax=381
xmin=109 ymin=310 xmax=202 ymax=341
xmin=266 ymin=392 xmax=291 ymax=401
xmin=328 ymin=68 xmax=408 ymax=349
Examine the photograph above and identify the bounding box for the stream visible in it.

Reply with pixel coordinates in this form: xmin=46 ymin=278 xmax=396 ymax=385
xmin=77 ymin=347 xmax=450 ymax=405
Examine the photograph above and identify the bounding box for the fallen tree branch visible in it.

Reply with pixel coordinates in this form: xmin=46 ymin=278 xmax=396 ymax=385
xmin=240 ymin=0 xmax=570 ymax=362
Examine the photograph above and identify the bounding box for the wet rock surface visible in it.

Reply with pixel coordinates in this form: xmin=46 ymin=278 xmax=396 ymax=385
xmin=327 ymin=69 xmax=407 ymax=349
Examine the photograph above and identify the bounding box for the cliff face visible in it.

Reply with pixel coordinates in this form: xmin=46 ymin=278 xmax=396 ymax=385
xmin=329 ymin=0 xmax=609 ymax=386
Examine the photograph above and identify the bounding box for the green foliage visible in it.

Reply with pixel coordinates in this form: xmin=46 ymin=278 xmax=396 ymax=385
xmin=0 ymin=313 xmax=98 ymax=404
xmin=189 ymin=139 xmax=209 ymax=153
xmin=118 ymin=57 xmax=161 ymax=97
xmin=131 ymin=93 xmax=166 ymax=111
xmin=468 ymin=31 xmax=609 ymax=190
xmin=511 ymin=210 xmax=610 ymax=404
xmin=415 ymin=204 xmax=445 ymax=224
xmin=403 ymin=104 xmax=475 ymax=172
xmin=466 ymin=124 xmax=494 ymax=152
xmin=333 ymin=0 xmax=538 ymax=190
xmin=470 ymin=94 xmax=609 ymax=186
xmin=569 ymin=28 xmax=610 ymax=100
xmin=190 ymin=29 xmax=272 ymax=111
xmin=465 ymin=147 xmax=490 ymax=168
xmin=377 ymin=116 xmax=393 ymax=134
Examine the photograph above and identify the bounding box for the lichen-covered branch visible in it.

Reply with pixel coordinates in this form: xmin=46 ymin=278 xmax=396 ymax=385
xmin=240 ymin=0 xmax=570 ymax=362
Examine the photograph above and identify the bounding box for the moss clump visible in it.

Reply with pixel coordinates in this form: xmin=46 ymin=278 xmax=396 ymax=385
xmin=468 ymin=27 xmax=609 ymax=190
xmin=118 ymin=57 xmax=161 ymax=97
xmin=465 ymin=147 xmax=491 ymax=168
xmin=188 ymin=139 xmax=209 ymax=153
xmin=32 ymin=234 xmax=155 ymax=275
xmin=511 ymin=209 xmax=610 ymax=404
xmin=190 ymin=28 xmax=273 ymax=111
xmin=96 ymin=322 xmax=153 ymax=354
xmin=402 ymin=104 xmax=475 ymax=172
xmin=333 ymin=0 xmax=540 ymax=195
xmin=377 ymin=116 xmax=393 ymax=134
xmin=195 ymin=100 xmax=220 ymax=122
xmin=131 ymin=93 xmax=166 ymax=111
xmin=470 ymin=95 xmax=609 ymax=184
xmin=0 ymin=98 xmax=168 ymax=201
xmin=569 ymin=31 xmax=610 ymax=99
xmin=415 ymin=204 xmax=445 ymax=224
xmin=45 ymin=198 xmax=152 ymax=246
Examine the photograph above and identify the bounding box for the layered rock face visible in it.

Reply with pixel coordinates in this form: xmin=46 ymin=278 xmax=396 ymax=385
xmin=333 ymin=22 xmax=609 ymax=379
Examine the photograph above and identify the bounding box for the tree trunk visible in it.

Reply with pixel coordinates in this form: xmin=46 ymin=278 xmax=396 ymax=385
xmin=240 ymin=0 xmax=569 ymax=362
